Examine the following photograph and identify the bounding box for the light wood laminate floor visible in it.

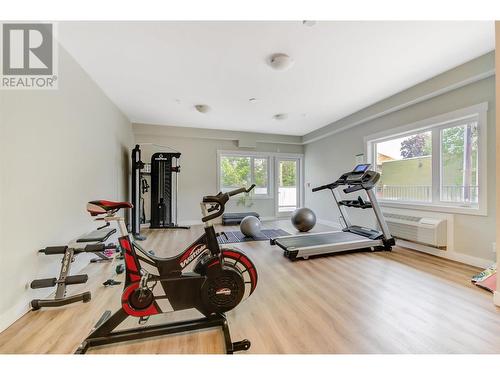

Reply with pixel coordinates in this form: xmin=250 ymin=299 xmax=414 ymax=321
xmin=0 ymin=220 xmax=499 ymax=354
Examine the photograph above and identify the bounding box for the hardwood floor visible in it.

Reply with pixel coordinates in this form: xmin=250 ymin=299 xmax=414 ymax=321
xmin=0 ymin=220 xmax=499 ymax=354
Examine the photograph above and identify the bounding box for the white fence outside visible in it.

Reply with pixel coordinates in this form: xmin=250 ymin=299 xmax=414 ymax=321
xmin=376 ymin=185 xmax=479 ymax=203
xmin=279 ymin=187 xmax=297 ymax=211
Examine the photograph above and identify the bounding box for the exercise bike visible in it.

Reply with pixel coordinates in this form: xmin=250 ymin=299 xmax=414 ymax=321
xmin=76 ymin=185 xmax=258 ymax=354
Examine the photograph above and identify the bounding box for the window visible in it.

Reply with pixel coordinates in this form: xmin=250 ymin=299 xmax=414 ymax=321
xmin=440 ymin=123 xmax=478 ymax=204
xmin=219 ymin=153 xmax=270 ymax=196
xmin=253 ymin=158 xmax=269 ymax=195
xmin=374 ymin=131 xmax=432 ymax=202
xmin=366 ymin=103 xmax=487 ymax=215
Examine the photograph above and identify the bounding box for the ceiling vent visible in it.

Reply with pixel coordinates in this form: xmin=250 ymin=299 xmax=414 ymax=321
xmin=194 ymin=104 xmax=211 ymax=113
xmin=273 ymin=113 xmax=288 ymax=120
xmin=267 ymin=53 xmax=294 ymax=71
xmin=302 ymin=20 xmax=316 ymax=27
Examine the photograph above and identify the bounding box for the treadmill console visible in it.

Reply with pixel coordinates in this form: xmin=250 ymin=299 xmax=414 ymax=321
xmin=346 ymin=164 xmax=371 ymax=183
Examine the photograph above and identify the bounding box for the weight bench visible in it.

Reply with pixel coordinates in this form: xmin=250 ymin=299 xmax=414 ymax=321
xmin=77 ymin=227 xmax=116 ymax=262
xmin=30 ymin=228 xmax=116 ymax=310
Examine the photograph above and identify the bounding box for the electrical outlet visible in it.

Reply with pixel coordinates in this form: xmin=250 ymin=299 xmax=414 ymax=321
xmin=492 ymin=242 xmax=496 ymax=254
xmin=355 ymin=153 xmax=365 ymax=164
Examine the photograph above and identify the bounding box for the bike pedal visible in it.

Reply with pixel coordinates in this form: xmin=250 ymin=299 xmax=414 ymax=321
xmin=102 ymin=279 xmax=121 ymax=287
xmin=232 ymin=339 xmax=251 ymax=352
xmin=138 ymin=316 xmax=150 ymax=325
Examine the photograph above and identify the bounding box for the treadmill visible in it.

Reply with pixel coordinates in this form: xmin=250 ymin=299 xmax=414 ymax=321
xmin=270 ymin=164 xmax=395 ymax=260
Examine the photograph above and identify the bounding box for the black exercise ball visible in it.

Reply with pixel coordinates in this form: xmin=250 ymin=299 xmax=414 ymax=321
xmin=291 ymin=207 xmax=316 ymax=232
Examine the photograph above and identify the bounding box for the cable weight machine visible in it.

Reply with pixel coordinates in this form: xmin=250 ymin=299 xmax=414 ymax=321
xmin=131 ymin=144 xmax=189 ymax=240
xmin=150 ymin=151 xmax=189 ymax=229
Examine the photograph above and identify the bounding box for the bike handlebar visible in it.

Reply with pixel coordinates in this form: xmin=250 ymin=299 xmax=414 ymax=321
xmin=227 ymin=184 xmax=255 ymax=197
xmin=201 ymin=185 xmax=255 ymax=222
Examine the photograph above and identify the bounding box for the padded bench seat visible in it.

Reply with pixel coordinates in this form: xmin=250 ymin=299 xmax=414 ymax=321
xmin=76 ymin=227 xmax=116 ymax=243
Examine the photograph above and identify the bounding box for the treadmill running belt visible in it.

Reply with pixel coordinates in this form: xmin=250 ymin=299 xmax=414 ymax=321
xmin=274 ymin=231 xmax=368 ymax=249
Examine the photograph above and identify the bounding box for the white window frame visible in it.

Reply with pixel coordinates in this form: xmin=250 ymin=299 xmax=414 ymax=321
xmin=217 ymin=150 xmax=274 ymax=199
xmin=365 ymin=102 xmax=488 ymax=216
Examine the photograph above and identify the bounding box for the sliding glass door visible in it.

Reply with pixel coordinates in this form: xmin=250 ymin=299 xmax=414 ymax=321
xmin=275 ymin=157 xmax=301 ymax=217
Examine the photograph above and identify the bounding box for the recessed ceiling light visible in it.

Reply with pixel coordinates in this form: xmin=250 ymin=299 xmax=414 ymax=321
xmin=195 ymin=104 xmax=211 ymax=113
xmin=273 ymin=113 xmax=288 ymax=120
xmin=267 ymin=53 xmax=294 ymax=71
xmin=249 ymin=98 xmax=258 ymax=102
xmin=302 ymin=20 xmax=316 ymax=27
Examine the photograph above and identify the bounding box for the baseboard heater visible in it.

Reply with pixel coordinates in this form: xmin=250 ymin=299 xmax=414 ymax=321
xmin=383 ymin=212 xmax=447 ymax=249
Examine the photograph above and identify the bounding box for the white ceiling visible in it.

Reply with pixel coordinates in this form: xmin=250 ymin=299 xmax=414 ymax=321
xmin=57 ymin=21 xmax=494 ymax=136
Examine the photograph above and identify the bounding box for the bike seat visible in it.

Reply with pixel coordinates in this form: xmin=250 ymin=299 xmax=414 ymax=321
xmin=87 ymin=200 xmax=133 ymax=216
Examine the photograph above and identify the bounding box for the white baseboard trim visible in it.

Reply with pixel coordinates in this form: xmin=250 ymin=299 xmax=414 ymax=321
xmin=396 ymin=239 xmax=493 ymax=268
xmin=260 ymin=216 xmax=277 ymax=222
xmin=0 ymin=300 xmax=31 ymax=333
xmin=0 ymin=253 xmax=93 ymax=333
xmin=178 ymin=219 xmax=203 ymax=226
xmin=494 ymin=291 xmax=500 ymax=307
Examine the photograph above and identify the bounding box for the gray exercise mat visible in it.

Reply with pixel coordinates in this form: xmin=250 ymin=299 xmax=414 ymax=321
xmin=217 ymin=229 xmax=290 ymax=244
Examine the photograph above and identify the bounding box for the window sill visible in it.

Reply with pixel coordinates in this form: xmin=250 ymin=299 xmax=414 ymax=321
xmin=379 ymin=200 xmax=487 ymax=216
xmin=225 ymin=194 xmax=273 ymax=200
xmin=249 ymin=195 xmax=273 ymax=200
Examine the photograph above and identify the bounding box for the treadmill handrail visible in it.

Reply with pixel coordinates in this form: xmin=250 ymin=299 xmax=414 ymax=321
xmin=312 ymin=182 xmax=337 ymax=192
xmin=343 ymin=185 xmax=363 ymax=194
xmin=313 ymin=170 xmax=380 ymax=194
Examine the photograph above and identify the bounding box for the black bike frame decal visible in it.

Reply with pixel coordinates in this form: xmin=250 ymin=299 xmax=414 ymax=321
xmin=179 ymin=244 xmax=207 ymax=268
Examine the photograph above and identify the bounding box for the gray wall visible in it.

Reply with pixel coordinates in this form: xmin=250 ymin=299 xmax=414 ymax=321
xmin=304 ymin=76 xmax=496 ymax=262
xmin=133 ymin=124 xmax=304 ymax=223
xmin=0 ymin=46 xmax=134 ymax=331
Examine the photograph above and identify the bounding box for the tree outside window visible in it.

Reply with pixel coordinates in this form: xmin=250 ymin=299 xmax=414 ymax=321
xmin=220 ymin=155 xmax=269 ymax=195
